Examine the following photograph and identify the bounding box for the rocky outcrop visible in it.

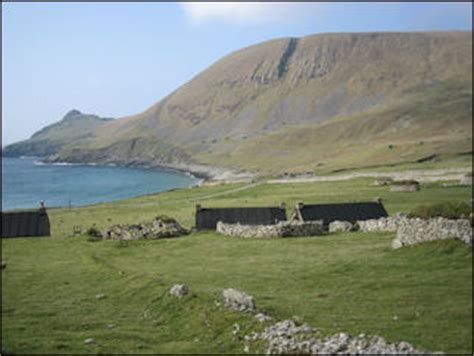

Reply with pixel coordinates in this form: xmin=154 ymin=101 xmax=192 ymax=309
xmin=393 ymin=217 xmax=472 ymax=248
xmin=223 ymin=288 xmax=255 ymax=312
xmin=104 ymin=216 xmax=189 ymax=240
xmin=216 ymin=220 xmax=324 ymax=238
xmin=243 ymin=319 xmax=440 ymax=354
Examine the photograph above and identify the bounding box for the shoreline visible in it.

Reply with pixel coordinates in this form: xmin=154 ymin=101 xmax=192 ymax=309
xmin=36 ymin=155 xmax=257 ymax=183
xmin=2 ymin=156 xmax=206 ymax=212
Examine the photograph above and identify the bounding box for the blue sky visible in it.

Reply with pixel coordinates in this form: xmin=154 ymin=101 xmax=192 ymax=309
xmin=2 ymin=2 xmax=472 ymax=146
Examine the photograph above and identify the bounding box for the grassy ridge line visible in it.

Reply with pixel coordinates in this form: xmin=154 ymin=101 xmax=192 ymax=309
xmin=3 ymin=32 xmax=471 ymax=175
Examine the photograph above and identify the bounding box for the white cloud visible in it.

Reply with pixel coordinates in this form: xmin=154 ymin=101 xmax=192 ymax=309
xmin=180 ymin=2 xmax=320 ymax=25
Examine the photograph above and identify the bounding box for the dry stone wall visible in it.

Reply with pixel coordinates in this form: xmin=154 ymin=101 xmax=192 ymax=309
xmin=216 ymin=221 xmax=324 ymax=238
xmin=393 ymin=217 xmax=472 ymax=248
xmin=358 ymin=214 xmax=472 ymax=248
xmin=357 ymin=213 xmax=409 ymax=232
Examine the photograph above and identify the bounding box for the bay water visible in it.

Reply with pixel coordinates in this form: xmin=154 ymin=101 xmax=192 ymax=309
xmin=1 ymin=157 xmax=198 ymax=211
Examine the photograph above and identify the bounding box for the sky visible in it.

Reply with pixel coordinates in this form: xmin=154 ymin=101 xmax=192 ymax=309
xmin=1 ymin=2 xmax=472 ymax=146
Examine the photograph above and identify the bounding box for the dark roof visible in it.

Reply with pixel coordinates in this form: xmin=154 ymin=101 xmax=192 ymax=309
xmin=196 ymin=206 xmax=287 ymax=230
xmin=297 ymin=202 xmax=388 ymax=225
xmin=1 ymin=209 xmax=50 ymax=238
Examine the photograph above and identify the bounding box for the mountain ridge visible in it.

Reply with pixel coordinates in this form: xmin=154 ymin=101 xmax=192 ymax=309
xmin=3 ymin=31 xmax=472 ymax=177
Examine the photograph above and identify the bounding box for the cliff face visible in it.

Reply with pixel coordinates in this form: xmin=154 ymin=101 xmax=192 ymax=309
xmin=4 ymin=32 xmax=472 ymax=174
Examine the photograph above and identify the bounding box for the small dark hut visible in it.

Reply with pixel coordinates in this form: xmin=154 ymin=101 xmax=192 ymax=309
xmin=1 ymin=208 xmax=51 ymax=238
xmin=195 ymin=203 xmax=287 ymax=230
xmin=292 ymin=201 xmax=388 ymax=226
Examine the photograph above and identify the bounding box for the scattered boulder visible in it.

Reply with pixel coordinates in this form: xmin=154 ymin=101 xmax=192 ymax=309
xmin=255 ymin=313 xmax=272 ymax=323
xmin=232 ymin=323 xmax=240 ymax=335
xmin=1 ymin=261 xmax=6 ymax=270
xmin=170 ymin=284 xmax=190 ymax=298
xmin=223 ymin=288 xmax=255 ymax=312
xmin=244 ymin=318 xmax=440 ymax=354
xmin=104 ymin=216 xmax=189 ymax=240
xmin=95 ymin=293 xmax=106 ymax=300
xmin=391 ymin=238 xmax=404 ymax=250
xmin=84 ymin=338 xmax=96 ymax=345
xmin=329 ymin=220 xmax=355 ymax=233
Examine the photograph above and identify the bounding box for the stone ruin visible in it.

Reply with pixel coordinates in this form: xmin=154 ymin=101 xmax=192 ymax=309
xmin=103 ymin=216 xmax=189 ymax=240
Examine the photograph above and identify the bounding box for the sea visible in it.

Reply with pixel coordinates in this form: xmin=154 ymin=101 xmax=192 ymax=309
xmin=1 ymin=156 xmax=198 ymax=211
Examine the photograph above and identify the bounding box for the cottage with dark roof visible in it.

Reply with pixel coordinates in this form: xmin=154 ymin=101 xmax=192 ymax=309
xmin=1 ymin=207 xmax=51 ymax=238
xmin=195 ymin=203 xmax=287 ymax=230
xmin=291 ymin=201 xmax=388 ymax=227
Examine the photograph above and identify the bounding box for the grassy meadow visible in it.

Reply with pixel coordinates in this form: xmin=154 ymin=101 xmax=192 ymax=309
xmin=2 ymin=177 xmax=472 ymax=354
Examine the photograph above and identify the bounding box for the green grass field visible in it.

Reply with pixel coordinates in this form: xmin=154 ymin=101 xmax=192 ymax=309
xmin=2 ymin=177 xmax=472 ymax=354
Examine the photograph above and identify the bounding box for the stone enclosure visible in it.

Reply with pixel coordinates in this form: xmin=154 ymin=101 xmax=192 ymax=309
xmin=358 ymin=214 xmax=472 ymax=248
xmin=216 ymin=212 xmax=472 ymax=248
xmin=216 ymin=220 xmax=324 ymax=238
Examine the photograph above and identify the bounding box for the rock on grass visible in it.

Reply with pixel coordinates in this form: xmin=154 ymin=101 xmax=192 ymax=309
xmin=223 ymin=288 xmax=255 ymax=312
xmin=170 ymin=284 xmax=190 ymax=298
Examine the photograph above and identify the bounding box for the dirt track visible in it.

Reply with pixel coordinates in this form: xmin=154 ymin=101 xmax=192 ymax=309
xmin=267 ymin=167 xmax=472 ymax=184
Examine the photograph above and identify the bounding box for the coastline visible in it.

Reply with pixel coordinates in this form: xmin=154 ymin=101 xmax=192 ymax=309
xmin=2 ymin=156 xmax=204 ymax=211
xmin=38 ymin=155 xmax=257 ymax=183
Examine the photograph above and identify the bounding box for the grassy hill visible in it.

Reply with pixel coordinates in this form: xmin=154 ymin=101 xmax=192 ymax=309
xmin=2 ymin=176 xmax=472 ymax=354
xmin=3 ymin=31 xmax=472 ymax=175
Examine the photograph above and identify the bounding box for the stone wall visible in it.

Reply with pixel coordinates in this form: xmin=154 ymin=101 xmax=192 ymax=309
xmin=216 ymin=221 xmax=324 ymax=238
xmin=393 ymin=217 xmax=472 ymax=248
xmin=357 ymin=214 xmax=409 ymax=232
xmin=358 ymin=214 xmax=472 ymax=248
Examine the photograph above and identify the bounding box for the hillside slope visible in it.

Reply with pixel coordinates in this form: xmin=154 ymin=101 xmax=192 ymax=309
xmin=4 ymin=31 xmax=472 ymax=175
xmin=2 ymin=110 xmax=113 ymax=158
